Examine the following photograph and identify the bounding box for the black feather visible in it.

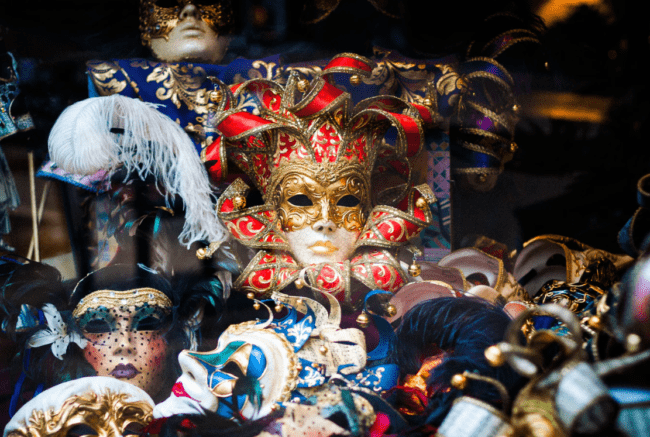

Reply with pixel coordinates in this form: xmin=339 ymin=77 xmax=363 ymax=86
xmin=391 ymin=296 xmax=524 ymax=426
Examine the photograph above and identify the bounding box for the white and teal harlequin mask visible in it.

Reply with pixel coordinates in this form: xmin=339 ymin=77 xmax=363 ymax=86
xmin=153 ymin=291 xmax=399 ymax=421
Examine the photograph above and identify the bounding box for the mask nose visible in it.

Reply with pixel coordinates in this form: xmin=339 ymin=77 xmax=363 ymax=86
xmin=312 ymin=220 xmax=336 ymax=233
xmin=179 ymin=3 xmax=201 ymax=20
xmin=179 ymin=351 xmax=204 ymax=383
xmin=312 ymin=199 xmax=336 ymax=232
xmin=114 ymin=330 xmax=136 ymax=355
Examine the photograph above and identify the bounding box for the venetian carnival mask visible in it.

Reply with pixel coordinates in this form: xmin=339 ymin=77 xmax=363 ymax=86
xmin=140 ymin=0 xmax=233 ymax=63
xmin=4 ymin=377 xmax=154 ymax=437
xmin=206 ymin=54 xmax=436 ymax=301
xmin=154 ymin=292 xmax=397 ymax=424
xmin=73 ymin=288 xmax=173 ymax=401
xmin=274 ymin=172 xmax=369 ymax=265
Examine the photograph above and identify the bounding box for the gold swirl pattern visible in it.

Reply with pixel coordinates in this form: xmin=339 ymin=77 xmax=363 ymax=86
xmin=7 ymin=391 xmax=152 ymax=437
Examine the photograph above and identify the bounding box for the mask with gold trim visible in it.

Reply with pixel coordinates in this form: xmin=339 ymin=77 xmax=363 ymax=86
xmin=514 ymin=234 xmax=634 ymax=299
xmin=140 ymin=0 xmax=233 ymax=63
xmin=67 ymin=264 xmax=199 ymax=403
xmin=206 ymin=53 xmax=437 ymax=302
xmin=153 ymin=291 xmax=397 ymax=426
xmin=4 ymin=376 xmax=154 ymax=437
xmin=140 ymin=0 xmax=233 ymax=44
xmin=72 ymin=288 xmax=173 ymax=402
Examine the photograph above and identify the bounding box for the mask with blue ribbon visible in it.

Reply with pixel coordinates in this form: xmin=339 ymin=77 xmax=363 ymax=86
xmin=153 ymin=290 xmax=398 ymax=423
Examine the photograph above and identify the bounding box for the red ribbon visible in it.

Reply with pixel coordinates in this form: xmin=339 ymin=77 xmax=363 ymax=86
xmin=325 ymin=55 xmax=372 ymax=73
xmin=204 ymin=137 xmax=225 ymax=180
xmin=392 ymin=113 xmax=421 ymax=157
xmin=217 ymin=112 xmax=273 ymax=138
xmin=294 ymin=81 xmax=344 ymax=118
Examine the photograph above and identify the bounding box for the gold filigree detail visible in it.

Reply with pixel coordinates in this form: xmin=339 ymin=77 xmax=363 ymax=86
xmin=355 ymin=49 xmax=437 ymax=104
xmin=73 ymin=288 xmax=172 ymax=318
xmin=274 ymin=172 xmax=369 ymax=232
xmin=87 ymin=61 xmax=128 ymax=96
xmin=7 ymin=390 xmax=153 ymax=437
xmin=147 ymin=63 xmax=210 ymax=112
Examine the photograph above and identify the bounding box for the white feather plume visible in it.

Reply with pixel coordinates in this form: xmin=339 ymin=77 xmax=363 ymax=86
xmin=48 ymin=95 xmax=227 ymax=247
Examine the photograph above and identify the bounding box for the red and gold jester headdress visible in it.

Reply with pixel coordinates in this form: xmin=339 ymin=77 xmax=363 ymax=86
xmin=204 ymin=54 xmax=437 ymax=304
xmin=205 ymin=53 xmax=431 ymax=204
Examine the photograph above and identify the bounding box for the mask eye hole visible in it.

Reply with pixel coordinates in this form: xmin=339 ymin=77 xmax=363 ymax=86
xmin=288 ymin=194 xmax=313 ymax=207
xmin=67 ymin=424 xmax=97 ymax=437
xmin=82 ymin=319 xmax=113 ymax=334
xmin=221 ymin=361 xmax=246 ymax=378
xmin=337 ymin=195 xmax=361 ymax=207
xmin=135 ymin=315 xmax=165 ymax=331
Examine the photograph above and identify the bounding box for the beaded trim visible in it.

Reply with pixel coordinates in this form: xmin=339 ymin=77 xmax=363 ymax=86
xmin=72 ymin=288 xmax=172 ymax=318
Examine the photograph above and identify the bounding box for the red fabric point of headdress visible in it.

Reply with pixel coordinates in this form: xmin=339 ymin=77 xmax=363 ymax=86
xmin=325 ymin=56 xmax=372 ymax=73
xmin=217 ymin=112 xmax=273 ymax=138
xmin=294 ymin=81 xmax=344 ymax=118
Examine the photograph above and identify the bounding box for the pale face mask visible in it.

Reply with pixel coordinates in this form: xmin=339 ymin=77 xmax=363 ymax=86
xmin=274 ymin=173 xmax=369 ymax=266
xmin=154 ymin=325 xmax=297 ymax=421
xmin=140 ymin=0 xmax=232 ymax=63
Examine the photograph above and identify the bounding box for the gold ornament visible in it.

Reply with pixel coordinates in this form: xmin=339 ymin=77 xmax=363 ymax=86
xmin=356 ymin=312 xmax=370 ymax=328
xmin=253 ymin=302 xmax=261 ymax=310
xmin=385 ymin=303 xmax=397 ymax=318
xmin=247 ymin=292 xmax=255 ymax=300
xmin=297 ymin=79 xmax=310 ymax=93
xmin=478 ymin=174 xmax=488 ymax=183
xmin=275 ymin=303 xmax=284 ymax=312
xmin=587 ymin=315 xmax=603 ymax=330
xmin=408 ymin=260 xmax=421 ymax=277
xmin=319 ymin=345 xmax=328 ymax=354
xmin=295 ymin=278 xmax=305 ymax=289
xmin=232 ymin=195 xmax=246 ymax=210
xmin=485 ymin=345 xmax=505 ymax=367
xmin=349 ymin=75 xmax=361 ymax=86
xmin=209 ymin=90 xmax=223 ymax=104
xmin=415 ymin=197 xmax=428 ymax=210
xmin=422 ymin=97 xmax=433 ymax=107
xmin=195 ymin=242 xmax=219 ymax=260
xmin=195 ymin=247 xmax=208 ymax=259
xmin=73 ymin=288 xmax=171 ymax=318
xmin=509 ymin=142 xmax=518 ymax=154
xmin=512 ymin=104 xmax=520 ymax=113
xmin=451 ymin=374 xmax=468 ymax=390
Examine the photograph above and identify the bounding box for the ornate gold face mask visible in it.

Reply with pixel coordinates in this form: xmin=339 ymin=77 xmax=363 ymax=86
xmin=139 ymin=0 xmax=233 ymax=45
xmin=271 ymin=172 xmax=370 ymax=266
xmin=6 ymin=378 xmax=154 ymax=437
xmin=274 ymin=173 xmax=369 ymax=233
